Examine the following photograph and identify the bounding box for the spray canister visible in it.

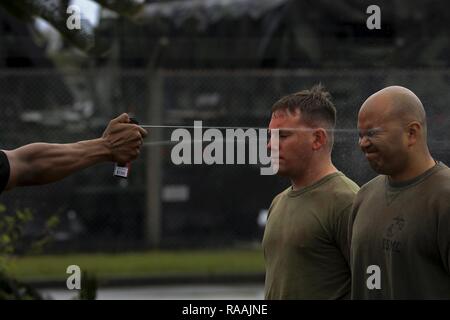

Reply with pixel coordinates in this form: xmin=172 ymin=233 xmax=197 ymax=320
xmin=113 ymin=117 xmax=139 ymax=178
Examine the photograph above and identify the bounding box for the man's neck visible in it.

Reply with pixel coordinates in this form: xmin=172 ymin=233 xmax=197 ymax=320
xmin=389 ymin=153 xmax=436 ymax=183
xmin=291 ymin=159 xmax=337 ymax=191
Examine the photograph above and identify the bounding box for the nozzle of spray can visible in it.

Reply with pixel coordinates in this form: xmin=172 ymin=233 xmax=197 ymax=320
xmin=113 ymin=117 xmax=139 ymax=179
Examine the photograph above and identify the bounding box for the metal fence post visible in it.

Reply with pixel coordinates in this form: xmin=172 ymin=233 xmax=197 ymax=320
xmin=145 ymin=69 xmax=162 ymax=248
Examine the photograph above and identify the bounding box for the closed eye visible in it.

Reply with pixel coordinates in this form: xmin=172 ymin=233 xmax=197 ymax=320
xmin=359 ymin=128 xmax=381 ymax=139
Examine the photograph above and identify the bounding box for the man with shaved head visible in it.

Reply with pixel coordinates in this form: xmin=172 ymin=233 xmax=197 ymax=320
xmin=349 ymin=86 xmax=450 ymax=299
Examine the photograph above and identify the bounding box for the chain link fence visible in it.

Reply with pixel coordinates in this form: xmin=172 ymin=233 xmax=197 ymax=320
xmin=0 ymin=68 xmax=449 ymax=253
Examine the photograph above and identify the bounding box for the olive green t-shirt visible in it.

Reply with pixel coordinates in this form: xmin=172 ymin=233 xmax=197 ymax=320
xmin=349 ymin=162 xmax=450 ymax=299
xmin=262 ymin=172 xmax=359 ymax=299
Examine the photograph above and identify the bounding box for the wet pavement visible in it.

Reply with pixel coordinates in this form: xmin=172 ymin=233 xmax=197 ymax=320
xmin=40 ymin=283 xmax=265 ymax=300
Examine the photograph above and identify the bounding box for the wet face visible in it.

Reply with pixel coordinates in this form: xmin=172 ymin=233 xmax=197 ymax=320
xmin=358 ymin=97 xmax=410 ymax=176
xmin=268 ymin=109 xmax=314 ymax=178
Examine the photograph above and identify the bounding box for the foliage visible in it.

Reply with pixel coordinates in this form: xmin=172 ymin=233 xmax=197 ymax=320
xmin=0 ymin=204 xmax=59 ymax=300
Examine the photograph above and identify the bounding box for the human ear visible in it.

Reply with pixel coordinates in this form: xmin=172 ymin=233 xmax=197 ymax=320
xmin=312 ymin=128 xmax=327 ymax=151
xmin=407 ymin=121 xmax=421 ymax=146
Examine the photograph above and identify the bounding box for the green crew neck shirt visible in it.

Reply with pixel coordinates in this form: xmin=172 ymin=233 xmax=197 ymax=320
xmin=350 ymin=162 xmax=450 ymax=299
xmin=263 ymin=172 xmax=359 ymax=299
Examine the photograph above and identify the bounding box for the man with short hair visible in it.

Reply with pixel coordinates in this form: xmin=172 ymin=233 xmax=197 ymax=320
xmin=262 ymin=85 xmax=359 ymax=299
xmin=0 ymin=113 xmax=147 ymax=193
xmin=349 ymin=86 xmax=450 ymax=299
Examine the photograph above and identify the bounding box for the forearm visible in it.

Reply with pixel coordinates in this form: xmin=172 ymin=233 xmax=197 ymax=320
xmin=3 ymin=114 xmax=146 ymax=190
xmin=7 ymin=139 xmax=112 ymax=186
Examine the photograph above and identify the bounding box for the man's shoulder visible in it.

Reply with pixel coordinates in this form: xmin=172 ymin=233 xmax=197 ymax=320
xmin=431 ymin=164 xmax=450 ymax=216
xmin=331 ymin=172 xmax=360 ymax=195
xmin=433 ymin=162 xmax=450 ymax=179
xmin=272 ymin=186 xmax=291 ymax=203
xmin=425 ymin=162 xmax=450 ymax=195
xmin=307 ymin=172 xmax=359 ymax=216
xmin=358 ymin=175 xmax=385 ymax=193
xmin=319 ymin=172 xmax=359 ymax=206
xmin=350 ymin=175 xmax=385 ymax=208
xmin=268 ymin=186 xmax=290 ymax=209
xmin=332 ymin=173 xmax=360 ymax=211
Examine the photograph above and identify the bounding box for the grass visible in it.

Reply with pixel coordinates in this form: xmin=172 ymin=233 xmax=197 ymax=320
xmin=7 ymin=249 xmax=264 ymax=281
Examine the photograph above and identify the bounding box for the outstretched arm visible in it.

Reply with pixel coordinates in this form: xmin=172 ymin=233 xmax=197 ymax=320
xmin=2 ymin=113 xmax=147 ymax=190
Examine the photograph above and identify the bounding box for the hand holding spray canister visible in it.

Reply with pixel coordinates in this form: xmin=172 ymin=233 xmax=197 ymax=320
xmin=113 ymin=117 xmax=139 ymax=178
